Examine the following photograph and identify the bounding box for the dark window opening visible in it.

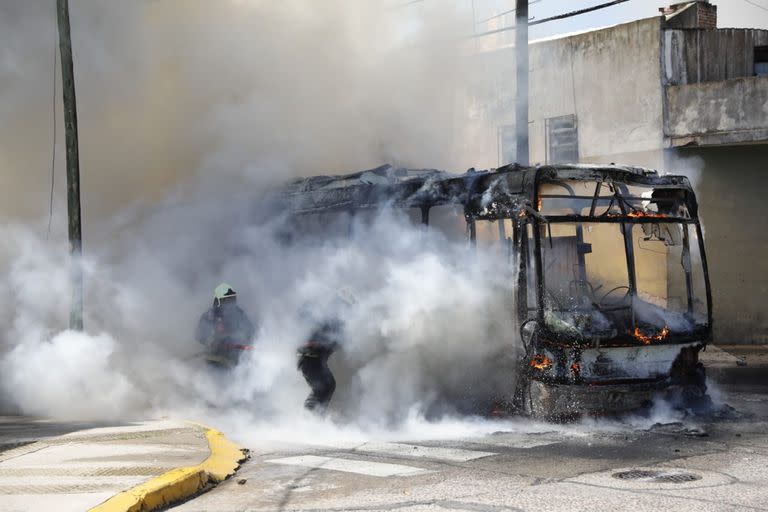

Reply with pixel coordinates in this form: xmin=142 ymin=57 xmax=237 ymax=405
xmin=546 ymin=115 xmax=579 ymax=164
xmin=755 ymin=46 xmax=768 ymax=77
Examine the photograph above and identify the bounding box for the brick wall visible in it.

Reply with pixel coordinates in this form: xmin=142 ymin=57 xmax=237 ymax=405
xmin=697 ymin=4 xmax=718 ymax=30
xmin=662 ymin=1 xmax=718 ymax=30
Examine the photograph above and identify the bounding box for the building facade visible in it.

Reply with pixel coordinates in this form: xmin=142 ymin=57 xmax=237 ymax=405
xmin=463 ymin=1 xmax=768 ymax=342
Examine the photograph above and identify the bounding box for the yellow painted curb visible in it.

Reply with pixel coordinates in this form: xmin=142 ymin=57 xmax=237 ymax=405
xmin=89 ymin=426 xmax=247 ymax=512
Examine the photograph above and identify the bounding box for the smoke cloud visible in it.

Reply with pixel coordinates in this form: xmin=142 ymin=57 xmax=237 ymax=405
xmin=0 ymin=0 xmax=475 ymax=224
xmin=0 ymin=193 xmax=520 ymax=435
xmin=0 ymin=0 xmax=528 ymax=437
xmin=665 ymin=152 xmax=705 ymax=190
xmin=0 ymin=1 xmax=727 ymax=442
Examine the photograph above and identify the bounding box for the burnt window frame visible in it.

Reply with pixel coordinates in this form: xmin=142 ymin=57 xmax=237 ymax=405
xmin=530 ymin=178 xmax=712 ymax=345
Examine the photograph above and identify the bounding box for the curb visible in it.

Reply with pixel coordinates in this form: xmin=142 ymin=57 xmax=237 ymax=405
xmin=88 ymin=426 xmax=248 ymax=512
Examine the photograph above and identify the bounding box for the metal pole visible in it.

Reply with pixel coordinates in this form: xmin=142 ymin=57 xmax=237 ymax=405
xmin=56 ymin=0 xmax=83 ymax=330
xmin=471 ymin=0 xmax=478 ymax=52
xmin=515 ymin=0 xmax=529 ymax=165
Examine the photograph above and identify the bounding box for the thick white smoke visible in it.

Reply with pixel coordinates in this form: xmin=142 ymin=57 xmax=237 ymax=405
xmin=0 ymin=1 xmax=726 ymax=441
xmin=664 ymin=152 xmax=705 ymax=191
xmin=0 ymin=0 xmax=476 ymax=224
xmin=0 ymin=0 xmax=528 ymax=435
xmin=1 ymin=331 xmax=141 ymax=419
xmin=0 ymin=194 xmax=521 ymax=437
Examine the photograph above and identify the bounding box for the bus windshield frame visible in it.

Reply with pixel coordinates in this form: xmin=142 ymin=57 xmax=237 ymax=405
xmin=528 ymin=178 xmax=712 ymax=347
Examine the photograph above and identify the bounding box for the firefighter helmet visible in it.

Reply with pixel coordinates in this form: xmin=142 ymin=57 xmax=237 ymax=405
xmin=213 ymin=283 xmax=237 ymax=305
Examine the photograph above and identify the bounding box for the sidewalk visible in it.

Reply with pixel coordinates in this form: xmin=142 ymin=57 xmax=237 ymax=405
xmin=700 ymin=344 xmax=768 ymax=368
xmin=0 ymin=419 xmax=244 ymax=512
xmin=702 ymin=344 xmax=768 ymax=387
xmin=713 ymin=344 xmax=768 ymax=366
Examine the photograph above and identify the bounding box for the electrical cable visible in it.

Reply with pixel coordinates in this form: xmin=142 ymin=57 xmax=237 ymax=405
xmin=47 ymin=27 xmax=58 ymax=239
xmin=477 ymin=0 xmax=544 ymax=25
xmin=473 ymin=0 xmax=633 ymax=38
xmin=743 ymin=0 xmax=768 ymax=12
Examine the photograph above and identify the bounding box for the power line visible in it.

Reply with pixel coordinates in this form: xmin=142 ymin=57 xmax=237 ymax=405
xmin=473 ymin=0 xmax=632 ymax=38
xmin=743 ymin=0 xmax=768 ymax=12
xmin=530 ymin=0 xmax=631 ymax=26
xmin=476 ymin=0 xmax=543 ymax=25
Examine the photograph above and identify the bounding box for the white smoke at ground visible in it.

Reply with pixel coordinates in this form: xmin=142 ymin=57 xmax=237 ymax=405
xmin=0 ymin=0 xmax=508 ymax=436
xmin=0 ymin=184 xmax=523 ymax=440
xmin=179 ymin=204 xmax=521 ymax=431
xmin=0 ymin=202 xmax=723 ymax=440
xmin=0 ymin=182 xmax=720 ymax=435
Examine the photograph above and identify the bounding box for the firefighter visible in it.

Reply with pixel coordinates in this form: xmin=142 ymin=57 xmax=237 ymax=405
xmin=196 ymin=283 xmax=256 ymax=367
xmin=297 ymin=288 xmax=356 ymax=412
xmin=667 ymin=345 xmax=712 ymax=413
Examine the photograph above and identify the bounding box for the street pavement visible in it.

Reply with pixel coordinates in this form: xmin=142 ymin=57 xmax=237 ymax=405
xmin=172 ymin=346 xmax=768 ymax=512
xmin=0 ymin=419 xmax=210 ymax=512
xmin=0 ymin=345 xmax=762 ymax=512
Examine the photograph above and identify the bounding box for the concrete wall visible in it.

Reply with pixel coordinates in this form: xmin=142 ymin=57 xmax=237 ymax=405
xmin=666 ymin=145 xmax=768 ymax=343
xmin=665 ymin=76 xmax=768 ymax=146
xmin=462 ymin=17 xmax=666 ymax=169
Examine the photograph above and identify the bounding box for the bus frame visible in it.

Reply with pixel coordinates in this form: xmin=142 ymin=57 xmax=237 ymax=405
xmin=279 ymin=162 xmax=713 ymax=418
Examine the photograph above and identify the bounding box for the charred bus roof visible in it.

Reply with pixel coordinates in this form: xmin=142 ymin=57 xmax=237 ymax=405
xmin=280 ymin=163 xmax=699 ymax=220
xmin=280 ymin=163 xmax=713 ymax=417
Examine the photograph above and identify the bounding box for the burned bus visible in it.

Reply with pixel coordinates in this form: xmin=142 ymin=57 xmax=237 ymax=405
xmin=278 ymin=163 xmax=712 ymax=418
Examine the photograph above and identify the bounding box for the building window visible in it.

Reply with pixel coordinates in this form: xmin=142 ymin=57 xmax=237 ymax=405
xmin=497 ymin=125 xmax=517 ymax=166
xmin=755 ymin=46 xmax=768 ymax=76
xmin=546 ymin=115 xmax=579 ymax=164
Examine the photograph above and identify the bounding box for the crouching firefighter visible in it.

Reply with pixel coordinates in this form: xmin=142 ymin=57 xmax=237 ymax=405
xmin=297 ymin=288 xmax=356 ymax=412
xmin=666 ymin=345 xmax=713 ymax=413
xmin=196 ymin=283 xmax=256 ymax=368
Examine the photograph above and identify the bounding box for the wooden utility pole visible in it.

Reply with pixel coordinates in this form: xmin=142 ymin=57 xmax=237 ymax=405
xmin=515 ymin=0 xmax=529 ymax=165
xmin=56 ymin=0 xmax=84 ymax=330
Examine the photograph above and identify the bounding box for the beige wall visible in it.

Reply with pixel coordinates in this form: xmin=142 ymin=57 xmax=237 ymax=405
xmin=461 ymin=17 xmax=666 ymax=169
xmin=666 ymin=145 xmax=768 ymax=344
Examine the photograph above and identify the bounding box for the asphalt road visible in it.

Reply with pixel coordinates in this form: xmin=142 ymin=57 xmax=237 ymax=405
xmin=0 ymin=417 xmax=112 ymax=454
xmin=172 ymin=380 xmax=768 ymax=512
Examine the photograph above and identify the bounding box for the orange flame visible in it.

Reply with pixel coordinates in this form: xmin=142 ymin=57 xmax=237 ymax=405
xmin=571 ymin=362 xmax=580 ymax=374
xmin=530 ymin=354 xmax=552 ymax=370
xmin=627 ymin=210 xmax=667 ymax=218
xmin=630 ymin=325 xmax=670 ymax=345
